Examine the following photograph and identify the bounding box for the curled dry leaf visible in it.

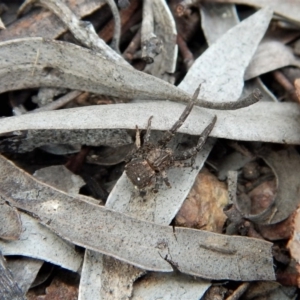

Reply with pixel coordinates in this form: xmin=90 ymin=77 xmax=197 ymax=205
xmin=234 ymin=148 xmax=300 ymax=225
xmin=0 ymin=38 xmax=191 ymax=102
xmin=0 ymin=155 xmax=275 ymax=281
xmin=175 ymin=169 xmax=228 ymax=233
xmin=0 ymin=201 xmax=22 ymax=240
xmin=180 ymin=7 xmax=273 ymax=103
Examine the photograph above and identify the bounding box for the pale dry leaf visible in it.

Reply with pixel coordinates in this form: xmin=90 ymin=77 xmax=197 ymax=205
xmin=6 ymin=257 xmax=43 ymax=294
xmin=1 ymin=101 xmax=300 ymax=144
xmin=0 ymin=38 xmax=191 ymax=102
xmin=0 ymin=211 xmax=83 ymax=273
xmin=0 ymin=254 xmax=25 ymax=300
xmin=179 ymin=7 xmax=273 ymax=103
xmin=210 ymin=0 xmax=300 ymax=24
xmin=132 ymin=272 xmax=210 ymax=300
xmin=34 ymin=165 xmax=85 ymax=195
xmin=0 ymin=155 xmax=275 ymax=281
xmin=245 ymin=41 xmax=300 ymax=80
xmin=200 ymin=2 xmax=239 ymax=46
xmin=0 ymin=201 xmax=22 ymax=240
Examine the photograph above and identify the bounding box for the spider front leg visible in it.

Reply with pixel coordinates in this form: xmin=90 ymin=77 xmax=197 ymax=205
xmin=173 ymin=115 xmax=217 ymax=161
xmin=158 ymin=85 xmax=201 ymax=147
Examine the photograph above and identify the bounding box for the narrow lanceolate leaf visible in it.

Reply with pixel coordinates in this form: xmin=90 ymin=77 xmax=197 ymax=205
xmin=179 ymin=7 xmax=273 ymax=103
xmin=210 ymin=0 xmax=300 ymax=24
xmin=0 ymin=38 xmax=190 ymax=102
xmin=0 ymin=155 xmax=275 ymax=281
xmin=0 ymin=101 xmax=300 ymax=145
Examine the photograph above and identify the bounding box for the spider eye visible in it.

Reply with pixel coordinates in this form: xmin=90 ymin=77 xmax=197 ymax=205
xmin=137 ymin=177 xmax=141 ymax=181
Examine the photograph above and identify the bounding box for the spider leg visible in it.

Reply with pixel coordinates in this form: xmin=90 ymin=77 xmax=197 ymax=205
xmin=158 ymin=85 xmax=201 ymax=147
xmin=144 ymin=116 xmax=153 ymax=144
xmin=173 ymin=116 xmax=217 ymax=161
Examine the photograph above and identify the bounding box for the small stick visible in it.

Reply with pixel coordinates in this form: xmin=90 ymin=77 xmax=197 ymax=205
xmin=123 ymin=28 xmax=141 ymax=61
xmin=28 ymin=90 xmax=82 ymax=114
xmin=177 ymin=34 xmax=194 ymax=69
xmin=272 ymin=70 xmax=299 ymax=103
xmin=225 ymin=282 xmax=250 ymax=300
xmin=141 ymin=0 xmax=162 ymax=63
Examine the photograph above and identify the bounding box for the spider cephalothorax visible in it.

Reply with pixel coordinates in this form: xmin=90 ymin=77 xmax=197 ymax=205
xmin=125 ymin=86 xmax=217 ymax=191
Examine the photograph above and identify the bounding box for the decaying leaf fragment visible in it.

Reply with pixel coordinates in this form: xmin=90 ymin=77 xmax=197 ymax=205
xmin=0 ymin=154 xmax=275 ymax=281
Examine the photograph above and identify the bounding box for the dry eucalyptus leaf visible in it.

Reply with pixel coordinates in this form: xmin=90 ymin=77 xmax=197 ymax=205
xmin=0 ymin=155 xmax=275 ymax=281
xmin=0 ymin=201 xmax=22 ymax=240
xmin=6 ymin=257 xmax=43 ymax=294
xmin=132 ymin=272 xmax=210 ymax=300
xmin=200 ymin=2 xmax=239 ymax=46
xmin=175 ymin=169 xmax=228 ymax=233
xmin=0 ymin=128 xmax=132 ymax=153
xmin=34 ymin=165 xmax=85 ymax=195
xmin=0 ymin=38 xmax=191 ymax=102
xmin=1 ymin=101 xmax=300 ymax=144
xmin=245 ymin=41 xmax=300 ymax=80
xmin=143 ymin=0 xmax=177 ymax=82
xmin=0 ymin=254 xmax=25 ymax=300
xmin=0 ymin=212 xmax=83 ymax=273
xmin=210 ymin=0 xmax=300 ymax=24
xmin=179 ymin=7 xmax=273 ymax=103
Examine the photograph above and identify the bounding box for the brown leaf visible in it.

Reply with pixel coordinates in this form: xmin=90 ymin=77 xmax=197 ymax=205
xmin=175 ymin=169 xmax=228 ymax=233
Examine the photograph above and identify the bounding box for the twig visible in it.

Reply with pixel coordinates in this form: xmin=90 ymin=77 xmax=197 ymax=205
xmin=141 ymin=0 xmax=162 ymax=63
xmin=28 ymin=91 xmax=82 ymax=114
xmin=197 ymin=89 xmax=262 ymax=110
xmin=225 ymin=282 xmax=250 ymax=300
xmin=123 ymin=28 xmax=141 ymax=61
xmin=272 ymin=70 xmax=299 ymax=102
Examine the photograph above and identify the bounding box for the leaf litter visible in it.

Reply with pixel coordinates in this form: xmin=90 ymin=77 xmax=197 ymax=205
xmin=0 ymin=1 xmax=299 ymax=299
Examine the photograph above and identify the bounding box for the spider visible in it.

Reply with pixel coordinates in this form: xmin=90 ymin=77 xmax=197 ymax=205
xmin=125 ymin=86 xmax=217 ymax=192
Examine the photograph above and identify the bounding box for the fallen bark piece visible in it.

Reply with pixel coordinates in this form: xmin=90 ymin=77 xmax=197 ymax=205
xmin=0 ymin=38 xmax=191 ymax=102
xmin=0 ymin=155 xmax=275 ymax=281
